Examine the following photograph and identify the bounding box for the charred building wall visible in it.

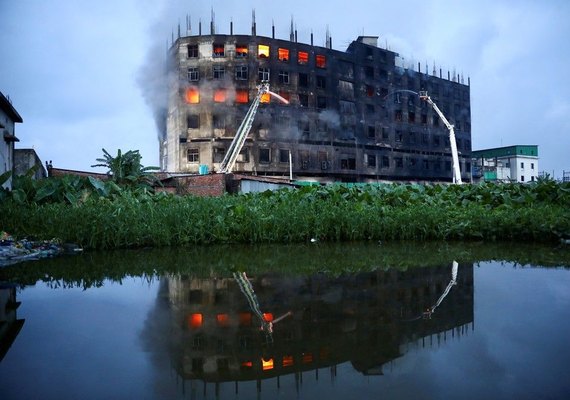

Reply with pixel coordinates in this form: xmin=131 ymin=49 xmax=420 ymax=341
xmin=164 ymin=31 xmax=471 ymax=183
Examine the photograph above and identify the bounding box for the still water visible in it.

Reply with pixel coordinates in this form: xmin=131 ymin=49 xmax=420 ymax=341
xmin=1 ymin=243 xmax=570 ymax=400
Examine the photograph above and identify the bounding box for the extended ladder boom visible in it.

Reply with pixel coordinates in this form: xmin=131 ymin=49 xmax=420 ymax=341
xmin=419 ymin=91 xmax=463 ymax=184
xmin=218 ymin=83 xmax=270 ymax=174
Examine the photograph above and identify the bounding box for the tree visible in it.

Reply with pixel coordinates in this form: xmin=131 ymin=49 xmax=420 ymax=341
xmin=91 ymin=149 xmax=159 ymax=189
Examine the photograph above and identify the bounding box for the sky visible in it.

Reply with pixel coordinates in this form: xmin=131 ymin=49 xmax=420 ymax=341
xmin=1 ymin=0 xmax=568 ymax=177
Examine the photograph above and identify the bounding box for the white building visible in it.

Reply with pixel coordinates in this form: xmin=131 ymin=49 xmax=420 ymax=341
xmin=472 ymin=145 xmax=538 ymax=183
xmin=0 ymin=91 xmax=23 ymax=190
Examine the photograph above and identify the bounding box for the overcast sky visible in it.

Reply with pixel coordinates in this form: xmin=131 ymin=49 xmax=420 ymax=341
xmin=1 ymin=0 xmax=568 ymax=177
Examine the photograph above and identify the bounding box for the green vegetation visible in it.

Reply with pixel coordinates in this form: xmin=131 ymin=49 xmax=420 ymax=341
xmin=1 ymin=177 xmax=569 ymax=249
xmin=1 ymin=242 xmax=569 ymax=289
xmin=91 ymin=148 xmax=159 ymax=189
xmin=0 ymin=149 xmax=161 ymax=206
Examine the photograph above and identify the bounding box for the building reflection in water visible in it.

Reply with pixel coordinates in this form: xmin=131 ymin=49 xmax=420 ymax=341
xmin=0 ymin=284 xmax=25 ymax=362
xmin=159 ymin=262 xmax=473 ymax=396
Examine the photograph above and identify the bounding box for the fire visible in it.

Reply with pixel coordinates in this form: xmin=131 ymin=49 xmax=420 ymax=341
xmin=185 ymin=88 xmax=200 ymax=104
xmin=262 ymin=358 xmax=274 ymax=370
xmin=298 ymin=51 xmax=309 ymax=64
xmin=302 ymin=352 xmax=313 ymax=364
xmin=282 ymin=355 xmax=294 ymax=367
xmin=278 ymin=48 xmax=290 ymax=62
xmin=262 ymin=313 xmax=274 ymax=322
xmin=216 ymin=313 xmax=229 ymax=327
xmin=213 ymin=44 xmax=224 ymax=57
xmin=214 ymin=89 xmax=227 ymax=103
xmin=236 ymin=45 xmax=248 ymax=57
xmin=316 ymin=54 xmax=326 ymax=68
xmin=188 ymin=313 xmax=203 ymax=329
xmin=258 ymin=44 xmax=270 ymax=58
xmin=235 ymin=89 xmax=249 ymax=103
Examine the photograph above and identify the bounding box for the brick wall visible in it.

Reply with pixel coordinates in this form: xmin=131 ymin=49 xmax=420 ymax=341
xmin=175 ymin=173 xmax=228 ymax=197
xmin=48 ymin=167 xmax=108 ymax=180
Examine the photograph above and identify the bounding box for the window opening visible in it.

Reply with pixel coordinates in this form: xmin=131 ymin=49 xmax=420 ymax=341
xmin=316 ymin=54 xmax=326 ymax=68
xmin=258 ymin=44 xmax=270 ymax=58
xmin=235 ymin=65 xmax=248 ymax=80
xmin=258 ymin=67 xmax=270 ymax=81
xmin=278 ymin=70 xmax=290 ymax=84
xmin=213 ymin=115 xmax=226 ymax=129
xmin=236 ymin=44 xmax=248 ymax=57
xmin=214 ymin=89 xmax=227 ymax=103
xmin=298 ymin=73 xmax=308 ymax=87
xmin=187 ymin=45 xmax=198 ymax=58
xmin=279 ymin=149 xmax=290 ymax=163
xmin=235 ymin=89 xmax=249 ymax=103
xmin=278 ymin=48 xmax=290 ymax=61
xmin=188 ymin=67 xmax=199 ymax=81
xmin=213 ymin=44 xmax=225 ymax=57
xmin=187 ymin=148 xmax=199 ymax=163
xmin=237 ymin=148 xmax=249 ymax=163
xmin=213 ymin=147 xmax=226 ymax=163
xmin=185 ymin=88 xmax=200 ymax=104
xmin=259 ymin=148 xmax=270 ymax=163
xmin=298 ymin=51 xmax=309 ymax=64
xmin=213 ymin=65 xmax=225 ymax=79
xmin=187 ymin=114 xmax=200 ymax=129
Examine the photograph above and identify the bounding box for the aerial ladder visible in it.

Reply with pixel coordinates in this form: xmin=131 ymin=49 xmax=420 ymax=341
xmin=218 ymin=82 xmax=289 ymax=174
xmin=419 ymin=91 xmax=463 ymax=184
xmin=423 ymin=261 xmax=458 ymax=319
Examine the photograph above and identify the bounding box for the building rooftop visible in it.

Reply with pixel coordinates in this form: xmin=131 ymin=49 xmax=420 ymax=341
xmin=472 ymin=145 xmax=538 ymax=159
xmin=0 ymin=91 xmax=23 ymax=124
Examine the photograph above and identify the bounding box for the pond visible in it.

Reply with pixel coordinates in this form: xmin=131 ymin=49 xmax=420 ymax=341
xmin=1 ymin=243 xmax=570 ymax=400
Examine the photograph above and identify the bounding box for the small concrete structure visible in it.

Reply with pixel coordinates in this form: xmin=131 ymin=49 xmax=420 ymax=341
xmin=14 ymin=148 xmax=47 ymax=179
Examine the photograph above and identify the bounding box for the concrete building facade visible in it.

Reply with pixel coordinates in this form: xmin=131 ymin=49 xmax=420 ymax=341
xmin=0 ymin=91 xmax=23 ymax=189
xmin=472 ymin=145 xmax=539 ymax=183
xmin=163 ymin=25 xmax=472 ymax=183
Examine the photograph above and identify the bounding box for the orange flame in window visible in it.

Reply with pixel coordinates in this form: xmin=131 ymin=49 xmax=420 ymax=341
xmin=185 ymin=88 xmax=200 ymax=104
xmin=258 ymin=44 xmax=270 ymax=58
xmin=188 ymin=313 xmax=203 ymax=329
xmin=262 ymin=358 xmax=274 ymax=370
xmin=236 ymin=89 xmax=249 ymax=103
xmin=282 ymin=355 xmax=294 ymax=367
xmin=278 ymin=48 xmax=290 ymax=61
xmin=214 ymin=89 xmax=227 ymax=103
xmin=216 ymin=314 xmax=229 ymax=327
xmin=298 ymin=51 xmax=309 ymax=64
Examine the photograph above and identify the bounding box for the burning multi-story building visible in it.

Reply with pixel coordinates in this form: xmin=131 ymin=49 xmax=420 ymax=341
xmin=159 ymin=262 xmax=474 ymax=388
xmin=162 ymin=18 xmax=472 ymax=183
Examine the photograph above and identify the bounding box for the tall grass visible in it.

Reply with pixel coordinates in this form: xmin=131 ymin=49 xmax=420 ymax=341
xmin=1 ymin=181 xmax=569 ymax=249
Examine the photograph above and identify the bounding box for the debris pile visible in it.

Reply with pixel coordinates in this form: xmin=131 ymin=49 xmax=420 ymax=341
xmin=0 ymin=232 xmax=80 ymax=267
